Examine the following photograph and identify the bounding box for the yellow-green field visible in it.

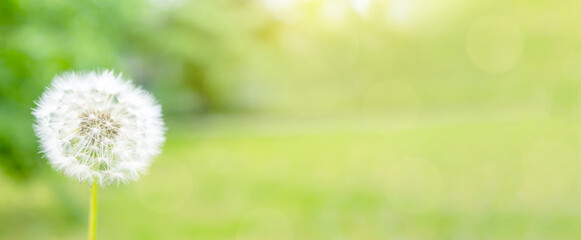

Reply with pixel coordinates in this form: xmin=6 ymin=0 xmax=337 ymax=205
xmin=3 ymin=114 xmax=581 ymax=240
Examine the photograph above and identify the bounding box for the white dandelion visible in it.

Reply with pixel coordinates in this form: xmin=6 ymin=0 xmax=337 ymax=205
xmin=33 ymin=70 xmax=165 ymax=186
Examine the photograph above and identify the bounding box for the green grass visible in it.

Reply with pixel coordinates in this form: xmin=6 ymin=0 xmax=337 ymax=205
xmin=2 ymin=114 xmax=581 ymax=239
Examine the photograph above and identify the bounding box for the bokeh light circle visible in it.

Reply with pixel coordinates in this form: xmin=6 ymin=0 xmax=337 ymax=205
xmin=466 ymin=16 xmax=524 ymax=73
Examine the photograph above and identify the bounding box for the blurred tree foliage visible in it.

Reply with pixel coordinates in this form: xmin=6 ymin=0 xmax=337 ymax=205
xmin=0 ymin=0 xmax=273 ymax=179
xmin=3 ymin=0 xmax=581 ymax=180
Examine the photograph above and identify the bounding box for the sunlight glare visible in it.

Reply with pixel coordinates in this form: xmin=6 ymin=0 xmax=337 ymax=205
xmin=262 ymin=0 xmax=294 ymax=13
xmin=384 ymin=0 xmax=464 ymax=32
xmin=386 ymin=0 xmax=414 ymax=27
xmin=351 ymin=0 xmax=372 ymax=17
xmin=261 ymin=0 xmax=300 ymax=23
xmin=320 ymin=0 xmax=348 ymax=27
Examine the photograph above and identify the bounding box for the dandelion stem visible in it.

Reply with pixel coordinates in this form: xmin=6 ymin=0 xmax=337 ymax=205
xmin=88 ymin=181 xmax=98 ymax=240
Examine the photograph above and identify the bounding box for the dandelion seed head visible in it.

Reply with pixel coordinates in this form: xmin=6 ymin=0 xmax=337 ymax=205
xmin=33 ymin=70 xmax=165 ymax=186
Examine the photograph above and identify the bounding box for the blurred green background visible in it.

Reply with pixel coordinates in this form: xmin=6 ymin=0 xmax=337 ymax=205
xmin=3 ymin=0 xmax=581 ymax=239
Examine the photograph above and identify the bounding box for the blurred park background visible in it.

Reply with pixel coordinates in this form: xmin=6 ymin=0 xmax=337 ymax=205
xmin=3 ymin=0 xmax=581 ymax=239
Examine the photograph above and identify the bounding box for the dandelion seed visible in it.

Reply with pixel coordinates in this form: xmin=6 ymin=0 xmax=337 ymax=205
xmin=32 ymin=70 xmax=165 ymax=186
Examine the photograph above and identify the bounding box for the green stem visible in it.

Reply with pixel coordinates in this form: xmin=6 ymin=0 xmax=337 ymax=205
xmin=88 ymin=181 xmax=98 ymax=240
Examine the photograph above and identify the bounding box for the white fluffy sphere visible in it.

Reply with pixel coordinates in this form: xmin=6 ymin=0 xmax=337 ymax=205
xmin=33 ymin=70 xmax=165 ymax=185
